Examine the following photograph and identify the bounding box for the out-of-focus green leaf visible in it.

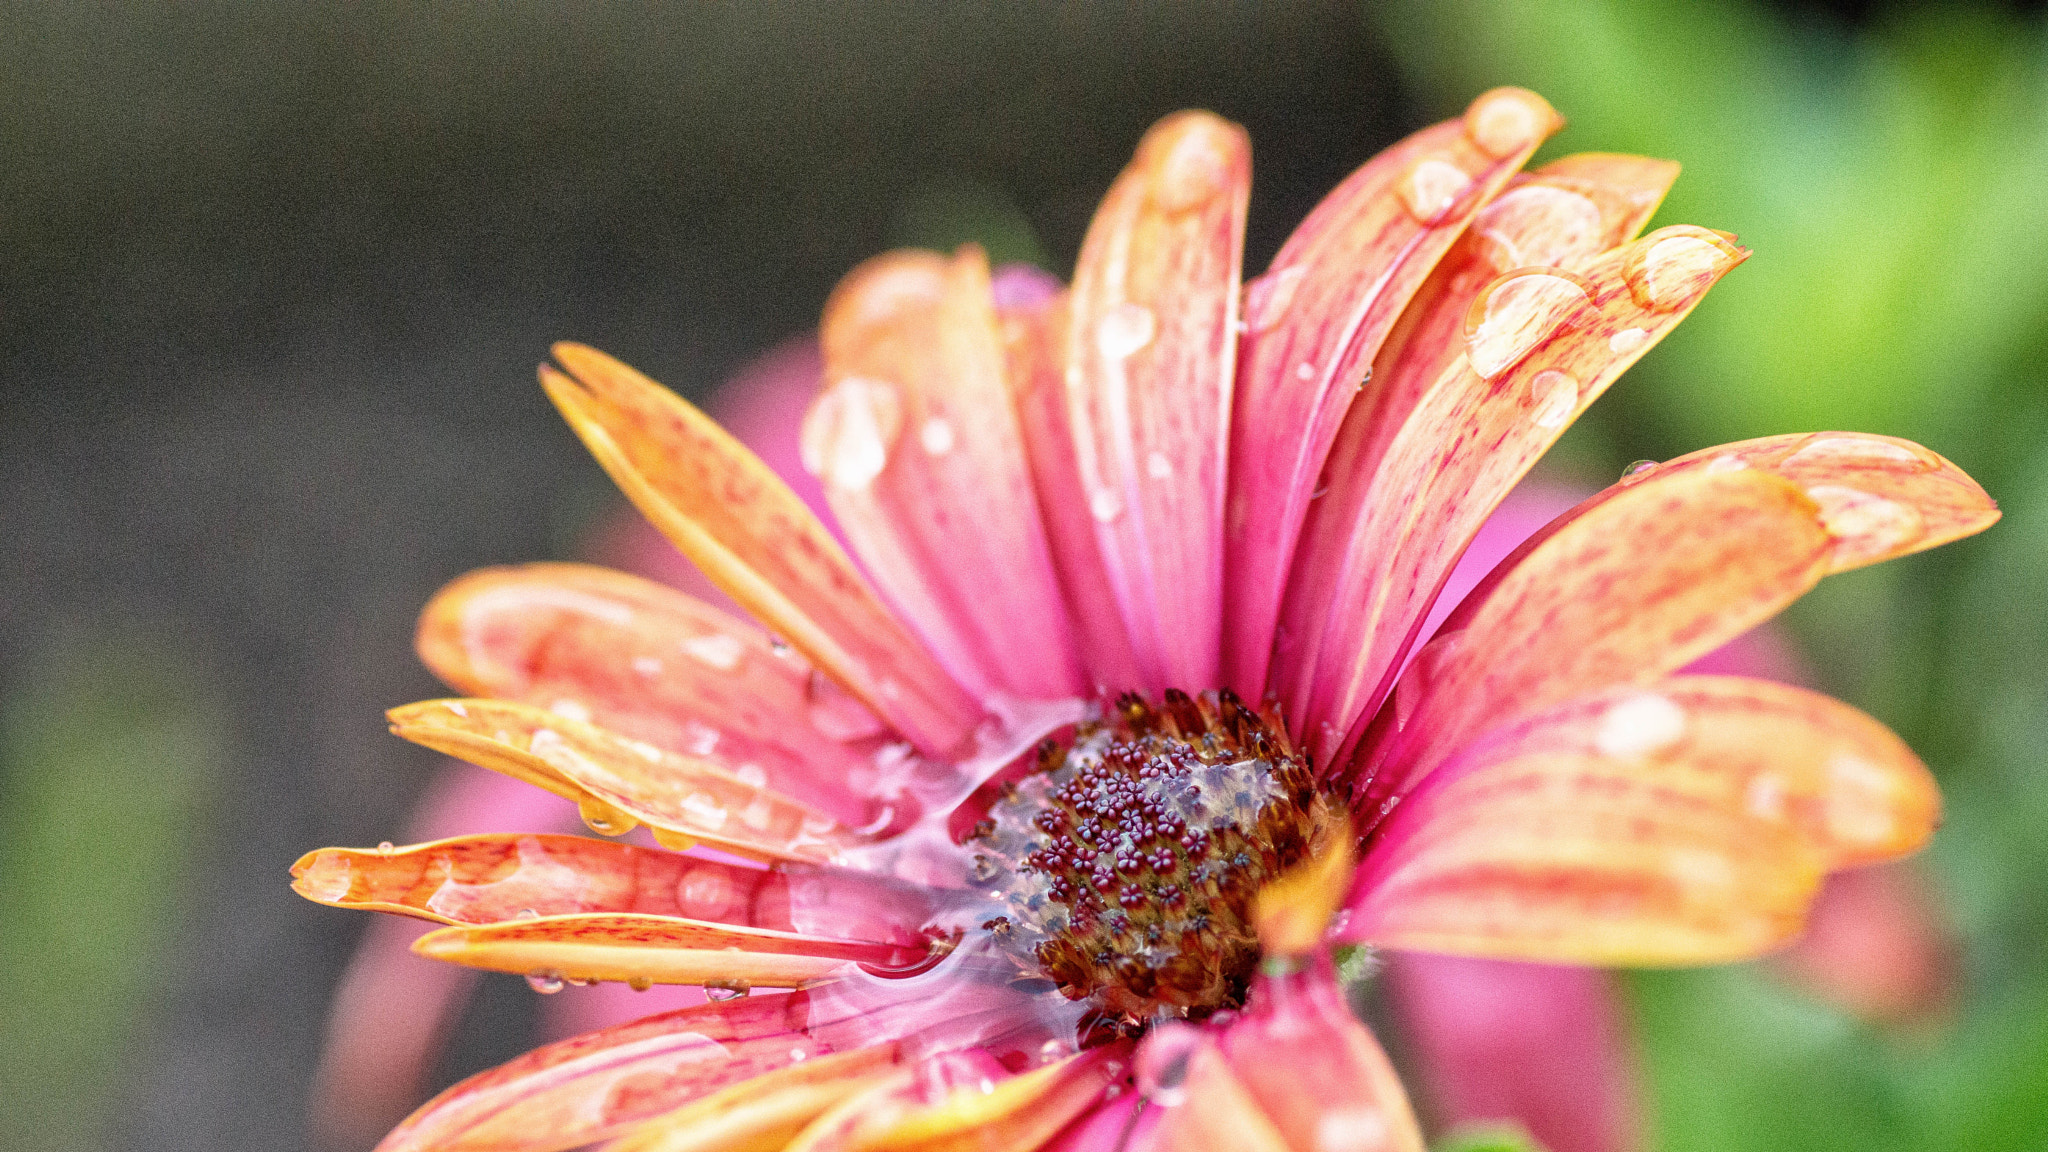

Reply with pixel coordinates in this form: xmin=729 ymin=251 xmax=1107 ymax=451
xmin=1435 ymin=1124 xmax=1551 ymax=1152
xmin=0 ymin=633 xmax=223 ymax=1152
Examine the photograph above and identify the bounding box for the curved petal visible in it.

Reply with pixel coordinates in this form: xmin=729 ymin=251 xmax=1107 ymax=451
xmin=1283 ymin=226 xmax=1750 ymax=766
xmin=1223 ymin=88 xmax=1565 ymax=697
xmin=415 ymin=563 xmax=888 ymax=825
xmin=1354 ymin=467 xmax=1832 ymax=812
xmin=376 ymin=992 xmax=884 ymax=1152
xmin=785 ymin=1046 xmax=1126 ymax=1152
xmin=543 ymin=344 xmax=982 ymax=756
xmin=387 ymin=699 xmax=866 ymax=862
xmin=814 ymin=246 xmax=1086 ymax=700
xmin=411 ymin=912 xmax=921 ymax=987
xmin=1349 ymin=675 xmax=1936 ymax=964
xmin=1140 ymin=1042 xmax=1290 ymax=1152
xmin=1065 ymin=110 xmax=1249 ymax=693
xmin=1002 ymin=290 xmax=1147 ymax=693
xmin=599 ymin=1050 xmax=897 ymax=1152
xmin=291 ymin=833 xmax=938 ymax=947
xmin=1382 ymin=952 xmax=1639 ymax=1152
xmin=1618 ymin=431 xmax=1999 ymax=573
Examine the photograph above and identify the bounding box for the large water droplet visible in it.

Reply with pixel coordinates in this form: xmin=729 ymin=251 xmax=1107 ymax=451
xmin=1089 ymin=488 xmax=1124 ymax=523
xmin=1608 ymin=327 xmax=1649 ymax=355
xmin=1463 ymin=87 xmax=1555 ymax=158
xmin=580 ymin=798 xmax=634 ymax=837
xmin=525 ymin=971 xmax=565 ymax=995
xmin=1623 ymin=459 xmax=1658 ymax=478
xmin=1471 ymin=183 xmax=1604 ymax=272
xmin=919 ymin=415 xmax=956 ymax=456
xmin=1463 ymin=268 xmax=1593 ymax=379
xmin=681 ymin=792 xmax=729 ymax=831
xmin=704 ymin=980 xmax=752 ymax=1002
xmin=1243 ymin=265 xmax=1306 ymax=333
xmin=1398 ymin=157 xmax=1475 ymax=225
xmin=1624 ymin=226 xmax=1744 ymax=312
xmin=1805 ymin=485 xmax=1924 ymax=560
xmin=376 ymin=841 xmax=395 ymax=856
xmin=1784 ymin=435 xmax=1931 ymax=472
xmin=1096 ymin=303 xmax=1158 ymax=360
xmin=800 ymin=375 xmax=903 ymax=490
xmin=628 ymin=975 xmax=653 ymax=992
xmin=1529 ymin=369 xmax=1578 ymax=429
xmin=1134 ymin=1021 xmax=1203 ymax=1106
xmin=681 ymin=631 xmax=744 ymax=672
xmin=1594 ymin=693 xmax=1688 ymax=758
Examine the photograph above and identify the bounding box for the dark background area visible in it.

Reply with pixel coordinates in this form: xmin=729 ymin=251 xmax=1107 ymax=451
xmin=6 ymin=3 xmax=2047 ymax=1151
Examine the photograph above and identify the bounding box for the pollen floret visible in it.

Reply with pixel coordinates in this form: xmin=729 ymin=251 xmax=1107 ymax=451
xmin=971 ymin=689 xmax=1329 ymax=1023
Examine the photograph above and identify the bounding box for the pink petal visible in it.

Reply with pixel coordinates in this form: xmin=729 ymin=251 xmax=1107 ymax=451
xmin=1223 ymin=89 xmax=1566 ymax=698
xmin=1383 ymin=952 xmax=1640 ymax=1152
xmin=814 ymin=247 xmax=1086 ymax=700
xmin=1064 ymin=111 xmax=1250 ymax=693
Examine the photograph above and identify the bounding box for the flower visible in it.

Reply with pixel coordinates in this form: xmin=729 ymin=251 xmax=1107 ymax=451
xmin=292 ymin=87 xmax=1999 ymax=1152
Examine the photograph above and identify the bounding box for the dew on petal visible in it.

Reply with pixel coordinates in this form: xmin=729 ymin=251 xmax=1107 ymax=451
xmin=1146 ymin=451 xmax=1174 ymax=480
xmin=1824 ymin=751 xmax=1901 ymax=847
xmin=1623 ymin=459 xmax=1659 ymax=479
xmin=579 ymin=797 xmax=634 ymax=836
xmin=1089 ymin=488 xmax=1124 ymax=523
xmin=679 ymin=869 xmax=735 ymax=918
xmin=1624 ymin=226 xmax=1744 ymax=312
xmin=919 ymin=415 xmax=956 ymax=456
xmin=1398 ymin=156 xmax=1475 ymax=225
xmin=1608 ymin=327 xmax=1649 ymax=355
xmin=1243 ymin=265 xmax=1306 ymax=333
xmin=1464 ymin=87 xmax=1554 ymax=158
xmin=1463 ymin=268 xmax=1593 ymax=379
xmin=296 ymin=851 xmax=354 ymax=903
xmin=376 ymin=840 xmax=395 ymax=855
xmin=1705 ymin=453 xmax=1750 ymax=475
xmin=681 ymin=792 xmax=730 ymax=831
xmin=1134 ymin=1021 xmax=1203 ymax=1106
xmin=1471 ymin=183 xmax=1604 ymax=272
xmin=630 ymin=655 xmax=663 ymax=677
xmin=548 ymin=698 xmax=593 ymax=723
xmin=443 ymin=700 xmax=468 ymax=718
xmin=704 ymin=980 xmax=752 ymax=1001
xmin=1745 ymin=772 xmax=1788 ymax=822
xmin=800 ymin=374 xmax=903 ymax=490
xmin=733 ymin=763 xmax=769 ymax=789
xmin=1593 ymin=692 xmax=1687 ymax=758
xmin=1153 ymin=119 xmax=1235 ymax=212
xmin=680 ymin=719 xmax=722 ymax=757
xmin=1315 ymin=1106 xmax=1393 ymax=1152
xmin=1784 ymin=435 xmax=1932 ymax=472
xmin=1805 ymin=484 xmax=1925 ymax=559
xmin=1528 ymin=368 xmax=1578 ymax=429
xmin=628 ymin=975 xmax=653 ymax=992
xmin=681 ymin=631 xmax=745 ymax=672
xmin=1097 ymin=302 xmax=1158 ymax=360
xmin=525 ymin=971 xmax=565 ymax=995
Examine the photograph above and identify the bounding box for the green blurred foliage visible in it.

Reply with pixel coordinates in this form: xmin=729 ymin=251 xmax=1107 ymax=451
xmin=1380 ymin=1 xmax=2048 ymax=1148
xmin=0 ymin=635 xmax=223 ymax=1152
xmin=1437 ymin=1124 xmax=1552 ymax=1152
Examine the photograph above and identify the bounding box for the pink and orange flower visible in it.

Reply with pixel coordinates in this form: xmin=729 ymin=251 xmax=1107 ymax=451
xmin=293 ymin=88 xmax=1997 ymax=1152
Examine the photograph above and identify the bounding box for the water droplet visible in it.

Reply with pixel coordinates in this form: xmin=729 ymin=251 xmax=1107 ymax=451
xmin=1135 ymin=1021 xmax=1203 ymax=1106
xmin=768 ymin=638 xmax=793 ymax=657
xmin=580 ymin=799 xmax=633 ymax=836
xmin=443 ymin=701 xmax=469 ymax=718
xmin=1314 ymin=1106 xmax=1393 ymax=1152
xmin=681 ymin=632 xmax=744 ymax=672
xmin=1146 ymin=451 xmax=1173 ymax=480
xmin=1096 ymin=302 xmax=1157 ymax=360
xmin=1804 ymin=485 xmax=1924 ymax=560
xmin=1783 ymin=435 xmax=1930 ymax=471
xmin=628 ymin=975 xmax=653 ymax=992
xmin=680 ymin=792 xmax=729 ymax=831
xmin=1464 ymin=87 xmax=1555 ymax=158
xmin=789 ymin=1047 xmax=809 ymax=1062
xmin=376 ymin=841 xmax=395 ymax=855
xmin=1623 ymin=459 xmax=1658 ymax=478
xmin=1824 ymin=751 xmax=1900 ymax=846
xmin=548 ymin=698 xmax=592 ymax=724
xmin=1594 ymin=693 xmax=1688 ymax=758
xmin=1608 ymin=327 xmax=1649 ymax=355
xmin=919 ymin=415 xmax=956 ymax=456
xmin=733 ymin=763 xmax=768 ymax=789
xmin=1470 ymin=183 xmax=1604 ymax=272
xmin=1705 ymin=453 xmax=1750 ymax=475
xmin=704 ymin=980 xmax=751 ymax=1001
xmin=1089 ymin=488 xmax=1124 ymax=523
xmin=525 ymin=971 xmax=565 ymax=994
xmin=1463 ymin=268 xmax=1593 ymax=379
xmin=1528 ymin=368 xmax=1578 ymax=429
xmin=1294 ymin=361 xmax=1316 ymax=382
xmin=1398 ymin=156 xmax=1474 ymax=225
xmin=1624 ymin=226 xmax=1743 ymax=312
xmin=800 ymin=375 xmax=903 ymax=489
xmin=1243 ymin=265 xmax=1305 ymax=333
xmin=630 ymin=655 xmax=663 ymax=677
xmin=681 ymin=720 xmax=722 ymax=757
xmin=515 ymin=907 xmax=540 ymax=920
xmin=1152 ymin=119 xmax=1235 ymax=212
xmin=1745 ymin=773 xmax=1787 ymax=821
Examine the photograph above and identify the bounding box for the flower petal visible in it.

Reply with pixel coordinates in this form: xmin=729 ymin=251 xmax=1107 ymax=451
xmin=1223 ymin=89 xmax=1564 ymax=697
xmin=1620 ymin=431 xmax=1999 ymax=573
xmin=1382 ymin=953 xmax=1639 ymax=1152
xmin=786 ymin=1046 xmax=1126 ymax=1152
xmin=599 ymin=1051 xmax=898 ymax=1152
xmin=1002 ymin=290 xmax=1147 ymax=693
xmin=411 ymin=912 xmax=920 ymax=987
xmin=291 ymin=832 xmax=938 ymax=947
xmin=1065 ymin=110 xmax=1249 ymax=692
xmin=543 ymin=344 xmax=983 ymax=756
xmin=1283 ymin=225 xmax=1749 ymax=767
xmin=377 ymin=992 xmax=889 ymax=1152
xmin=387 ymin=698 xmax=866 ymax=862
xmin=1349 ymin=675 xmax=1935 ymax=964
xmin=815 ymin=247 xmax=1086 ymax=700
xmin=1141 ymin=1041 xmax=1291 ymax=1152
xmin=415 ymin=563 xmax=887 ymax=825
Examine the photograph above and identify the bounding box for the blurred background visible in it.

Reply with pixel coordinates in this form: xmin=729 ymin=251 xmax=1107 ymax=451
xmin=2 ymin=2 xmax=2045 ymax=1149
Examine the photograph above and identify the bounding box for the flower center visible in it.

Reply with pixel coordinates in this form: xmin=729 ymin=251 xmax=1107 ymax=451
xmin=970 ymin=689 xmax=1331 ymax=1024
